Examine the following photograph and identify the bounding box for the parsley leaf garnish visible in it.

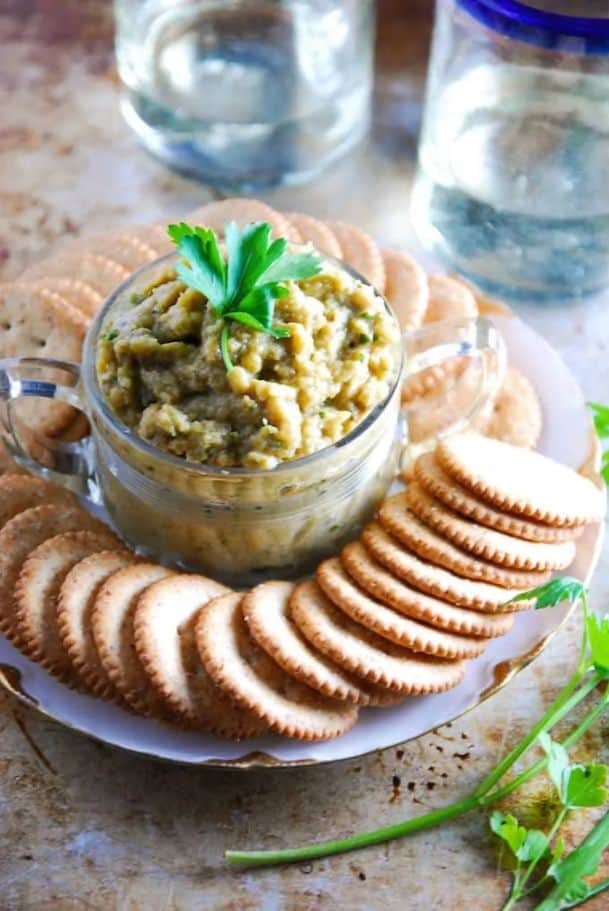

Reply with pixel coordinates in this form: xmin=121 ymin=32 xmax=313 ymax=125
xmin=167 ymin=220 xmax=322 ymax=371
xmin=507 ymin=577 xmax=587 ymax=611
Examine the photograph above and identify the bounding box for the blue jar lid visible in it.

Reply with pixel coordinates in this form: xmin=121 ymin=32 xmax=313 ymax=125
xmin=457 ymin=0 xmax=609 ymax=54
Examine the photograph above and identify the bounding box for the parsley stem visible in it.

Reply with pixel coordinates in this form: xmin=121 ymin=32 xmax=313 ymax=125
xmin=225 ymin=676 xmax=607 ymax=869
xmin=220 ymin=321 xmax=234 ymax=372
xmin=473 ymin=667 xmax=599 ymax=799
xmin=502 ymin=807 xmax=568 ymax=910
xmin=226 ymin=793 xmax=480 ymax=868
xmin=483 ymin=676 xmax=608 ymax=806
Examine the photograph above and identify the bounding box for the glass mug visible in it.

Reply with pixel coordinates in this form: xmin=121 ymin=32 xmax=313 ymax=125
xmin=0 ymin=256 xmax=505 ymax=585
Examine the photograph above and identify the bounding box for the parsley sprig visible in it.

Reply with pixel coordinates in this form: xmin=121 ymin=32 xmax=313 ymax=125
xmin=167 ymin=221 xmax=322 ymax=371
xmin=226 ymin=578 xmax=609 ymax=903
xmin=588 ymin=402 xmax=609 ymax=485
xmin=492 ymin=731 xmax=609 ymax=910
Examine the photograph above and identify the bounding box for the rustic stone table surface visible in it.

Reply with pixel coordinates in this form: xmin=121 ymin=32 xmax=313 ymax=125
xmin=1 ymin=3 xmax=609 ymax=910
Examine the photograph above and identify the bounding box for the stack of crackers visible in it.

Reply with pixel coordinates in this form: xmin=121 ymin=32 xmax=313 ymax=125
xmin=0 ymin=432 xmax=602 ymax=741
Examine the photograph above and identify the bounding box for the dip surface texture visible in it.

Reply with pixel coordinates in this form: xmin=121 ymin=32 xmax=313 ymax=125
xmin=96 ymin=261 xmax=400 ymax=469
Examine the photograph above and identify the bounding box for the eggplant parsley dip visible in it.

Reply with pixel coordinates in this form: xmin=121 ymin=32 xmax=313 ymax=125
xmin=96 ymin=222 xmax=400 ymax=470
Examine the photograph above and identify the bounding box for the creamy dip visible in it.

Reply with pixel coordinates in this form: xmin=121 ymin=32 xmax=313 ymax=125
xmin=96 ymin=258 xmax=400 ymax=469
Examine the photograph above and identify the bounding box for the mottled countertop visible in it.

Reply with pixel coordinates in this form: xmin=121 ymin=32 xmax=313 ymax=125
xmin=1 ymin=3 xmax=609 ymax=909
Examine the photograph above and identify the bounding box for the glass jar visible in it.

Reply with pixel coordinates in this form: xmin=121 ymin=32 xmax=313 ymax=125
xmin=411 ymin=1 xmax=609 ymax=302
xmin=0 ymin=256 xmax=503 ymax=587
xmin=114 ymin=0 xmax=374 ymax=189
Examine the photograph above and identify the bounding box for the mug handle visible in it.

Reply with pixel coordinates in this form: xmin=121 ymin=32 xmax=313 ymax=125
xmin=400 ymin=316 xmax=506 ymax=461
xmin=0 ymin=357 xmax=98 ymax=499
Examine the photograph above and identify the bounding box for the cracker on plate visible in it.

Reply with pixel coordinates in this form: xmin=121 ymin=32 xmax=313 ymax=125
xmin=405 ymin=482 xmax=576 ymax=571
xmin=134 ymin=574 xmax=266 ymax=737
xmin=290 ymin=580 xmax=466 ymax=694
xmin=317 ymin=558 xmax=488 ymax=659
xmin=437 ymin=432 xmax=604 ymax=527
xmin=92 ymin=562 xmax=178 ymax=718
xmin=243 ymin=581 xmax=402 ymax=707
xmin=341 ymin=541 xmax=514 ymax=638
xmin=14 ymin=531 xmax=124 ymax=679
xmin=57 ymin=549 xmax=136 ymax=697
xmin=196 ymin=590 xmax=358 ymax=740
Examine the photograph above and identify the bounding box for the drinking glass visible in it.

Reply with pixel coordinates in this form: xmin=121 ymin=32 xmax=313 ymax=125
xmin=411 ymin=1 xmax=609 ymax=301
xmin=114 ymin=0 xmax=374 ymax=189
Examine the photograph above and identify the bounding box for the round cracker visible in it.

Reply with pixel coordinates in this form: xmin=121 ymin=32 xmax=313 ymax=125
xmin=14 ymin=531 xmax=124 ymax=678
xmin=437 ymin=432 xmax=604 ymax=527
xmin=55 ymin=410 xmax=90 ymax=443
xmin=0 ymin=503 xmax=119 ymax=643
xmin=341 ymin=542 xmax=514 ymax=638
xmin=326 ymin=221 xmax=385 ymax=291
xmin=382 ymin=249 xmax=428 ymax=332
xmin=57 ymin=549 xmax=136 ymax=697
xmin=92 ymin=562 xmax=178 ymax=718
xmin=196 ymin=591 xmax=357 ymax=741
xmin=414 ymin=452 xmax=585 ymax=543
xmin=0 ymin=474 xmax=79 ymax=530
xmin=405 ymin=482 xmax=576 ymax=571
xmin=186 ymin=198 xmax=301 ymax=242
xmin=57 ymin=231 xmax=159 ymax=272
xmin=404 ymin=357 xmax=492 ymax=447
xmin=317 ymin=558 xmax=487 ymax=659
xmin=31 ymin=278 xmax=102 ymax=319
xmin=424 ymin=275 xmax=478 ymax=324
xmin=1 ymin=281 xmax=87 ymax=328
xmin=474 ymin=366 xmax=543 ymax=450
xmin=379 ymin=493 xmax=551 ymax=589
xmin=0 ymin=283 xmax=87 ymax=435
xmin=22 ymin=252 xmax=129 ymax=296
xmin=290 ymin=581 xmax=465 ymax=694
xmin=285 ymin=213 xmax=342 ymax=258
xmin=242 ymin=581 xmax=398 ymax=707
xmin=133 ymin=574 xmax=265 ymax=737
xmin=123 ymin=223 xmax=174 ymax=256
xmin=402 ymin=357 xmax=468 ymax=405
xmin=362 ymin=522 xmax=529 ymax=612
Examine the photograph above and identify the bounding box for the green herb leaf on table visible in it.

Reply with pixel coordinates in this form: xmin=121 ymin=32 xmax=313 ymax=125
xmin=519 ymin=830 xmax=552 ymax=864
xmin=588 ymin=402 xmax=609 ymax=439
xmin=507 ymin=578 xmax=587 ymax=610
xmin=537 ymin=808 xmax=609 ymax=910
xmin=539 ymin=733 xmax=609 ymax=809
xmin=602 ymin=450 xmax=609 ymax=486
xmin=563 ymin=764 xmax=609 ymax=809
xmin=168 ymin=219 xmax=322 ymax=370
xmin=491 ymin=812 xmax=530 ymax=857
xmin=586 ymin=613 xmax=609 ymax=678
xmin=588 ymin=402 xmax=609 ymax=486
xmin=491 ymin=812 xmax=548 ymax=863
xmin=551 ymin=836 xmax=566 ymax=864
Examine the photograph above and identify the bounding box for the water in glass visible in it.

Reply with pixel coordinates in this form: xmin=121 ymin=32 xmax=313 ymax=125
xmin=114 ymin=0 xmax=373 ymax=189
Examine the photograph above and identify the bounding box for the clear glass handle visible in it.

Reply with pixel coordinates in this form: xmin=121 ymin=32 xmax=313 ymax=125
xmin=0 ymin=357 xmax=98 ymax=498
xmin=400 ymin=316 xmax=506 ymax=465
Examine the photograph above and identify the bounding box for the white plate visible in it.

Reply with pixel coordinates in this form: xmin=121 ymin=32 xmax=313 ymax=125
xmin=0 ymin=310 xmax=604 ymax=767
